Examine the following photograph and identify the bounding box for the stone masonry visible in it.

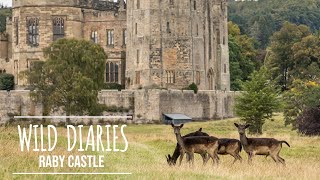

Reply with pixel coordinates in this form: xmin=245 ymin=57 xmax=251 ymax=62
xmin=0 ymin=0 xmax=229 ymax=91
xmin=0 ymin=89 xmax=238 ymax=125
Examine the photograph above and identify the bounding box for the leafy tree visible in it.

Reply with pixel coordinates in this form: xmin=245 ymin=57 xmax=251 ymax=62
xmin=291 ymin=35 xmax=320 ymax=80
xmin=266 ymin=22 xmax=311 ymax=90
xmin=229 ymin=0 xmax=320 ymax=48
xmin=0 ymin=8 xmax=11 ymax=32
xmin=283 ymin=79 xmax=320 ymax=129
xmin=228 ymin=22 xmax=257 ymax=91
xmin=0 ymin=73 xmax=14 ymax=90
xmin=23 ymin=39 xmax=107 ymax=119
xmin=235 ymin=67 xmax=281 ymax=134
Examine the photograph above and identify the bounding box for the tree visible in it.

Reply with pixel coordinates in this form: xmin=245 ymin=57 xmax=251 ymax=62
xmin=0 ymin=73 xmax=14 ymax=90
xmin=235 ymin=67 xmax=281 ymax=134
xmin=291 ymin=35 xmax=320 ymax=80
xmin=283 ymin=79 xmax=320 ymax=129
xmin=229 ymin=0 xmax=320 ymax=48
xmin=266 ymin=22 xmax=311 ymax=90
xmin=228 ymin=22 xmax=257 ymax=91
xmin=23 ymin=39 xmax=107 ymax=119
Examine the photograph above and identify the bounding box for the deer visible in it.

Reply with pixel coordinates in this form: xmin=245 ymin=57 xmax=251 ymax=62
xmin=166 ymin=128 xmax=242 ymax=166
xmin=171 ymin=124 xmax=220 ymax=166
xmin=234 ymin=123 xmax=290 ymax=165
xmin=166 ymin=128 xmax=210 ymax=166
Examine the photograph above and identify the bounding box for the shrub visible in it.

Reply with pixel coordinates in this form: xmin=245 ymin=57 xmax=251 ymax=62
xmin=0 ymin=73 xmax=14 ymax=90
xmin=296 ymin=107 xmax=320 ymax=136
xmin=183 ymin=83 xmax=198 ymax=93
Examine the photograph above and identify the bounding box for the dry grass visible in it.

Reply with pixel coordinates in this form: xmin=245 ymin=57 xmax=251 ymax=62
xmin=1 ymin=115 xmax=320 ymax=179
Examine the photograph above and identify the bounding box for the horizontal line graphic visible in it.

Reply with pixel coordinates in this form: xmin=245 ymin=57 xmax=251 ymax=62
xmin=13 ymin=172 xmax=132 ymax=175
xmin=14 ymin=116 xmax=133 ymax=119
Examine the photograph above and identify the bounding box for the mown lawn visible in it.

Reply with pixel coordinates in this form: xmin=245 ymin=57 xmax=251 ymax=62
xmin=1 ymin=114 xmax=320 ymax=179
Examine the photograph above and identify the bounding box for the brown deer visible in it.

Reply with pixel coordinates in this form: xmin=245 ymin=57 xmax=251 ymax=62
xmin=167 ymin=128 xmax=242 ymax=165
xmin=171 ymin=124 xmax=219 ymax=166
xmin=166 ymin=128 xmax=210 ymax=166
xmin=234 ymin=123 xmax=290 ymax=165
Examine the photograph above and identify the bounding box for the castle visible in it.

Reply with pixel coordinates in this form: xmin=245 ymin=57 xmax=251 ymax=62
xmin=0 ymin=0 xmax=230 ymax=91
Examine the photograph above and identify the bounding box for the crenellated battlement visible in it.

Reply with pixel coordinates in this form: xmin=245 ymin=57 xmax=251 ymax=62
xmin=12 ymin=0 xmax=125 ymax=12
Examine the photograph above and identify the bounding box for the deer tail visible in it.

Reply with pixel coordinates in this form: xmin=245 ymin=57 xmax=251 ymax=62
xmin=281 ymin=141 xmax=290 ymax=147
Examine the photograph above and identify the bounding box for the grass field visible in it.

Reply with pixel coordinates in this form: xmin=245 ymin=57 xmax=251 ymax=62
xmin=1 ymin=114 xmax=320 ymax=180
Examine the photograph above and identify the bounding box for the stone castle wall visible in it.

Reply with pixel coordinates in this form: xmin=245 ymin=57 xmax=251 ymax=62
xmin=0 ymin=89 xmax=239 ymax=125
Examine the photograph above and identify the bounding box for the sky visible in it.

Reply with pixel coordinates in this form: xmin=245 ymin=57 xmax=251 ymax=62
xmin=1 ymin=0 xmax=12 ymax=7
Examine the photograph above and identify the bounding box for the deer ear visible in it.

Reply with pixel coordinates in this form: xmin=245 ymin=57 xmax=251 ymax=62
xmin=199 ymin=128 xmax=203 ymax=131
xmin=180 ymin=124 xmax=184 ymax=128
xmin=171 ymin=123 xmax=174 ymax=128
xmin=168 ymin=154 xmax=171 ymax=159
xmin=245 ymin=124 xmax=251 ymax=129
xmin=234 ymin=123 xmax=239 ymax=127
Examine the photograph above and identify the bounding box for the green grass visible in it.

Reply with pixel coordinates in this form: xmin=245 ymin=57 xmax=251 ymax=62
xmin=1 ymin=114 xmax=320 ymax=179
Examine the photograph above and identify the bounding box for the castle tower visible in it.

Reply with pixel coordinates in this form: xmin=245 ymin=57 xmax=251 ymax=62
xmin=7 ymin=0 xmax=126 ymax=87
xmin=126 ymin=0 xmax=230 ymax=90
xmin=9 ymin=0 xmax=84 ymax=85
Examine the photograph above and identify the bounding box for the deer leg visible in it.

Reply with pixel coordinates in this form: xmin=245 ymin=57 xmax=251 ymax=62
xmin=201 ymin=153 xmax=209 ymax=166
xmin=179 ymin=151 xmax=185 ymax=166
xmin=229 ymin=153 xmax=238 ymax=164
xmin=188 ymin=153 xmax=194 ymax=167
xmin=270 ymin=154 xmax=279 ymax=163
xmin=237 ymin=153 xmax=243 ymax=163
xmin=248 ymin=152 xmax=254 ymax=164
xmin=277 ymin=155 xmax=286 ymax=166
xmin=213 ymin=149 xmax=220 ymax=166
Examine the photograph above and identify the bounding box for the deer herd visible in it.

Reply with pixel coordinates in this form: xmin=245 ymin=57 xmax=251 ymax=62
xmin=166 ymin=123 xmax=290 ymax=167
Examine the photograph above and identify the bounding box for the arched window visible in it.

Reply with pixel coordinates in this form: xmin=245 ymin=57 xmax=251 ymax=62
xmin=27 ymin=18 xmax=39 ymax=47
xmin=53 ymin=17 xmax=65 ymax=41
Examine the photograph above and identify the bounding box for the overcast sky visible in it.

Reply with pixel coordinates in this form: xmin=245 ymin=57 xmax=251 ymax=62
xmin=1 ymin=0 xmax=12 ymax=7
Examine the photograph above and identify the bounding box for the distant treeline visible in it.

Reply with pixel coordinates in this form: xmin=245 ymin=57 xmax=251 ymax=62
xmin=229 ymin=0 xmax=320 ymax=48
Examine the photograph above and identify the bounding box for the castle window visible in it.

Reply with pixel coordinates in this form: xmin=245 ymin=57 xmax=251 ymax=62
xmin=137 ymin=0 xmax=140 ymax=9
xmin=107 ymin=29 xmax=114 ymax=46
xmin=136 ymin=49 xmax=140 ymax=64
xmin=53 ymin=17 xmax=65 ymax=41
xmin=196 ymin=24 xmax=199 ymax=36
xmin=224 ymin=64 xmax=227 ymax=73
xmin=106 ymin=62 xmax=119 ymax=83
xmin=91 ymin=31 xmax=98 ymax=43
xmin=166 ymin=22 xmax=171 ymax=33
xmin=135 ymin=71 xmax=140 ymax=85
xmin=223 ymin=36 xmax=226 ymax=45
xmin=196 ymin=71 xmax=200 ymax=85
xmin=166 ymin=70 xmax=175 ymax=84
xmin=123 ymin=29 xmax=127 ymax=45
xmin=135 ymin=23 xmax=138 ymax=35
xmin=194 ymin=0 xmax=196 ymax=10
xmin=217 ymin=30 xmax=221 ymax=45
xmin=14 ymin=17 xmax=19 ymax=45
xmin=27 ymin=17 xmax=39 ymax=47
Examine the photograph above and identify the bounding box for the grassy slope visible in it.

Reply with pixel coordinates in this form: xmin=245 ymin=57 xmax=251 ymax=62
xmin=1 ymin=114 xmax=320 ymax=179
